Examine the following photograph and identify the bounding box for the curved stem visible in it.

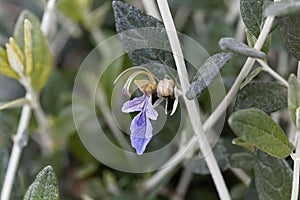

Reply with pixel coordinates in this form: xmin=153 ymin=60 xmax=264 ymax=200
xmin=256 ymin=59 xmax=288 ymax=87
xmin=0 ymin=94 xmax=32 ymax=200
xmin=157 ymin=0 xmax=231 ymax=199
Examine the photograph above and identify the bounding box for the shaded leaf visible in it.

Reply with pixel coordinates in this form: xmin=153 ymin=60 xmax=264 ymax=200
xmin=229 ymin=152 xmax=255 ymax=170
xmin=24 ymin=165 xmax=60 ymax=200
xmin=265 ymin=1 xmax=300 ymax=17
xmin=112 ymin=1 xmax=176 ymax=80
xmin=219 ymin=37 xmax=266 ymax=59
xmin=186 ymin=52 xmax=234 ymax=99
xmin=279 ymin=15 xmax=300 ymax=60
xmin=245 ymin=180 xmax=259 ymax=200
xmin=0 ymin=46 xmax=19 ymax=79
xmin=229 ymin=108 xmax=293 ymax=158
xmin=184 ymin=142 xmax=229 ymax=175
xmin=240 ymin=0 xmax=273 ymax=38
xmin=13 ymin=10 xmax=52 ymax=92
xmin=288 ymin=74 xmax=300 ymax=125
xmin=234 ymin=81 xmax=287 ymax=114
xmin=254 ymin=150 xmax=292 ymax=200
xmin=170 ymin=0 xmax=225 ymax=9
xmin=246 ymin=30 xmax=272 ymax=55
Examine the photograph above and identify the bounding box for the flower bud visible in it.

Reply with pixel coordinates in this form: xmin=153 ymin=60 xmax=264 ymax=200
xmin=157 ymin=78 xmax=175 ymax=97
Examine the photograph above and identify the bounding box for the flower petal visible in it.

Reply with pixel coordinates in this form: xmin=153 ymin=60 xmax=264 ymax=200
xmin=121 ymin=95 xmax=146 ymax=113
xmin=130 ymin=111 xmax=153 ymax=155
xmin=145 ymin=96 xmax=158 ymax=120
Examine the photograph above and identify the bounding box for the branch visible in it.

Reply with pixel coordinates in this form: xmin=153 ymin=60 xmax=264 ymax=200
xmin=0 ymin=94 xmax=32 ymax=200
xmin=156 ymin=0 xmax=231 ymax=199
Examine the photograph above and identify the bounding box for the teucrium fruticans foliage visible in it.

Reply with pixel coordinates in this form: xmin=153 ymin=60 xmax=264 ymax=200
xmin=23 ymin=166 xmax=60 ymax=200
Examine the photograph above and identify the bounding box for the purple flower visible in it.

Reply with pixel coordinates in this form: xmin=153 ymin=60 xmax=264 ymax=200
xmin=122 ymin=94 xmax=158 ymax=155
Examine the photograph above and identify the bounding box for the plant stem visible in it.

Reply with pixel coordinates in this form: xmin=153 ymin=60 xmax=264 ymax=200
xmin=292 ymin=130 xmax=300 ymax=200
xmin=172 ymin=168 xmax=193 ymax=200
xmin=157 ymin=0 xmax=231 ymax=199
xmin=256 ymin=59 xmax=289 ymax=87
xmin=41 ymin=0 xmax=56 ymax=37
xmin=144 ymin=16 xmax=275 ymax=190
xmin=0 ymin=94 xmax=32 ymax=200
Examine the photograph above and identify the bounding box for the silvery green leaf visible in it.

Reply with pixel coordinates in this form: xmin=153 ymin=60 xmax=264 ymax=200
xmin=219 ymin=37 xmax=266 ymax=59
xmin=235 ymin=81 xmax=287 ymax=114
xmin=112 ymin=1 xmax=176 ymax=79
xmin=240 ymin=0 xmax=273 ymax=38
xmin=265 ymin=1 xmax=300 ymax=17
xmin=279 ymin=15 xmax=300 ymax=60
xmin=254 ymin=150 xmax=292 ymax=200
xmin=186 ymin=52 xmax=234 ymax=100
xmin=23 ymin=166 xmax=60 ymax=200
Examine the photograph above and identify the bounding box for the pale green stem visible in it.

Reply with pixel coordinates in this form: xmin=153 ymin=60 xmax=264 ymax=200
xmin=292 ymin=130 xmax=300 ymax=200
xmin=291 ymin=63 xmax=300 ymax=200
xmin=172 ymin=168 xmax=193 ymax=200
xmin=157 ymin=0 xmax=231 ymax=199
xmin=41 ymin=0 xmax=56 ymax=37
xmin=0 ymin=93 xmax=32 ymax=200
xmin=144 ymin=16 xmax=275 ymax=191
xmin=256 ymin=59 xmax=289 ymax=87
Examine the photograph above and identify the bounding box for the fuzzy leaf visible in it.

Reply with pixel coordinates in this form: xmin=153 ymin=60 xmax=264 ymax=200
xmin=234 ymin=81 xmax=287 ymax=114
xmin=13 ymin=10 xmax=52 ymax=92
xmin=184 ymin=142 xmax=229 ymax=175
xmin=254 ymin=150 xmax=292 ymax=200
xmin=288 ymin=74 xmax=300 ymax=125
xmin=112 ymin=1 xmax=176 ymax=80
xmin=219 ymin=37 xmax=266 ymax=59
xmin=229 ymin=108 xmax=293 ymax=158
xmin=240 ymin=0 xmax=273 ymax=38
xmin=279 ymin=15 xmax=300 ymax=60
xmin=265 ymin=1 xmax=300 ymax=17
xmin=23 ymin=166 xmax=60 ymax=200
xmin=0 ymin=46 xmax=19 ymax=79
xmin=186 ymin=52 xmax=234 ymax=99
xmin=229 ymin=152 xmax=255 ymax=170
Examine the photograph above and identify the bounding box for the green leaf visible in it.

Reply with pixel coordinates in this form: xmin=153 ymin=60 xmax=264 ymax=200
xmin=279 ymin=15 xmax=300 ymax=60
xmin=57 ymin=0 xmax=92 ymax=25
xmin=229 ymin=152 xmax=255 ymax=170
xmin=219 ymin=37 xmax=266 ymax=59
xmin=240 ymin=0 xmax=273 ymax=38
xmin=170 ymin=0 xmax=225 ymax=9
xmin=254 ymin=150 xmax=292 ymax=200
xmin=184 ymin=142 xmax=229 ymax=175
xmin=229 ymin=108 xmax=293 ymax=158
xmin=0 ymin=46 xmax=19 ymax=79
xmin=13 ymin=10 xmax=52 ymax=92
xmin=265 ymin=1 xmax=300 ymax=17
xmin=234 ymin=81 xmax=288 ymax=114
xmin=0 ymin=98 xmax=29 ymax=111
xmin=186 ymin=52 xmax=234 ymax=100
xmin=288 ymin=74 xmax=300 ymax=125
xmin=112 ymin=1 xmax=176 ymax=80
xmin=24 ymin=165 xmax=60 ymax=200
